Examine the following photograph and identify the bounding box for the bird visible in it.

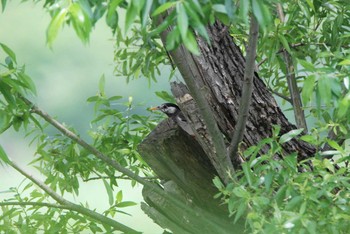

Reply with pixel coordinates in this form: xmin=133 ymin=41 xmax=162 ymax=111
xmin=150 ymin=103 xmax=195 ymax=136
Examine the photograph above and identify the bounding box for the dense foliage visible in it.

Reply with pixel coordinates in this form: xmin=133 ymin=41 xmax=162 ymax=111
xmin=1 ymin=0 xmax=350 ymax=233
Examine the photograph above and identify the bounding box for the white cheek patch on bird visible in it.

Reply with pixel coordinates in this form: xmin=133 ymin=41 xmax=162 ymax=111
xmin=150 ymin=103 xmax=195 ymax=137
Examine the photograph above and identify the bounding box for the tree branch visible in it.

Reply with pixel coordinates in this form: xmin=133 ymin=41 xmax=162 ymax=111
xmin=277 ymin=3 xmax=308 ymax=132
xmin=8 ymin=160 xmax=140 ymax=234
xmin=0 ymin=201 xmax=67 ymax=210
xmin=228 ymin=15 xmax=259 ymax=160
xmin=19 ymin=96 xmax=228 ymax=231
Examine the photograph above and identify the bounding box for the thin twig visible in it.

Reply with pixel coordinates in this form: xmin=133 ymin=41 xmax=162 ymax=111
xmin=268 ymin=88 xmax=292 ymax=103
xmin=257 ymin=43 xmax=304 ymax=67
xmin=82 ymin=175 xmax=158 ymax=182
xmin=228 ymin=15 xmax=259 ymax=160
xmin=8 ymin=160 xmax=140 ymax=234
xmin=19 ymin=96 xmax=228 ymax=231
xmin=277 ymin=3 xmax=308 ymax=132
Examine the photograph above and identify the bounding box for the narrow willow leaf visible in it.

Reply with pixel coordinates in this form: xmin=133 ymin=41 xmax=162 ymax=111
xmin=47 ymin=9 xmax=68 ymax=47
xmin=106 ymin=0 xmax=123 ymax=30
xmin=251 ymin=0 xmax=271 ymax=29
xmin=69 ymin=3 xmax=92 ymax=43
xmin=212 ymin=176 xmax=224 ymax=190
xmin=151 ymin=1 xmax=177 ymax=17
xmin=177 ymin=3 xmax=188 ymax=40
xmin=242 ymin=163 xmax=254 ymax=186
xmin=116 ymin=190 xmax=123 ymax=203
xmin=337 ymin=94 xmax=350 ymax=118
xmin=183 ymin=30 xmax=200 ymax=55
xmin=301 ymin=74 xmax=315 ymax=105
xmin=116 ymin=201 xmax=137 ymax=208
xmin=98 ymin=74 xmax=105 ymax=95
xmin=278 ymin=34 xmax=291 ymax=54
xmin=239 ymin=0 xmax=250 ymax=23
xmin=0 ymin=110 xmax=11 ymax=134
xmin=297 ymin=59 xmax=316 ymax=71
xmin=1 ymin=0 xmax=6 ymax=12
xmin=0 ymin=43 xmax=17 ymax=64
xmin=141 ymin=0 xmax=153 ymax=28
xmin=279 ymin=128 xmax=304 ymax=144
xmin=0 ymin=144 xmax=10 ymax=165
xmin=317 ymin=75 xmax=331 ymax=105
xmin=125 ymin=2 xmax=138 ymax=34
xmin=103 ymin=179 xmax=114 ymax=206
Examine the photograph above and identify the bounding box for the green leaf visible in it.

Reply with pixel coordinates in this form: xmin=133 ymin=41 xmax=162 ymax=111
xmin=183 ymin=30 xmax=200 ymax=55
xmin=0 ymin=110 xmax=11 ymax=134
xmin=285 ymin=195 xmax=303 ymax=210
xmin=69 ymin=3 xmax=92 ymax=43
xmin=212 ymin=4 xmax=227 ymax=14
xmin=338 ymin=59 xmax=350 ymax=66
xmin=152 ymin=1 xmax=177 ymax=17
xmin=0 ymin=144 xmax=10 ymax=165
xmin=1 ymin=0 xmax=7 ymax=12
xmin=166 ymin=27 xmax=180 ymax=50
xmin=116 ymin=190 xmax=123 ymax=203
xmin=116 ymin=201 xmax=137 ymax=208
xmin=239 ymin=0 xmax=250 ymax=23
xmin=98 ymin=74 xmax=105 ymax=95
xmin=234 ymin=201 xmax=247 ymax=223
xmin=103 ymin=179 xmax=114 ymax=206
xmin=279 ymin=128 xmax=304 ymax=144
xmin=301 ymin=75 xmax=315 ymax=105
xmin=141 ymin=0 xmax=153 ymax=28
xmin=242 ymin=163 xmax=254 ymax=186
xmin=297 ymin=59 xmax=316 ymax=71
xmin=212 ymin=176 xmax=224 ymax=190
xmin=278 ymin=34 xmax=291 ymax=54
xmin=106 ymin=0 xmax=123 ymax=31
xmin=317 ymin=75 xmax=331 ymax=105
xmin=337 ymin=94 xmax=350 ymax=118
xmin=177 ymin=3 xmax=188 ymax=40
xmin=47 ymin=9 xmax=68 ymax=47
xmin=251 ymin=0 xmax=271 ymax=29
xmin=17 ymin=72 xmax=37 ymax=95
xmin=155 ymin=91 xmax=175 ymax=103
xmin=125 ymin=1 xmax=138 ymax=34
xmin=0 ymin=43 xmax=17 ymax=64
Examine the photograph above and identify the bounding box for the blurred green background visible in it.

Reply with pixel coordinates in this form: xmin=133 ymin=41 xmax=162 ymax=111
xmin=0 ymin=1 xmax=171 ymax=233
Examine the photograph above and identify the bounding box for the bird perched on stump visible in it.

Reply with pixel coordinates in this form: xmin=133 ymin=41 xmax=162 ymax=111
xmin=150 ymin=103 xmax=195 ymax=136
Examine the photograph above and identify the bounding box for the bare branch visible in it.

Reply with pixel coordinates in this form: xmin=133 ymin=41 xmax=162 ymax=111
xmin=228 ymin=15 xmax=259 ymax=160
xmin=277 ymin=3 xmax=308 ymax=132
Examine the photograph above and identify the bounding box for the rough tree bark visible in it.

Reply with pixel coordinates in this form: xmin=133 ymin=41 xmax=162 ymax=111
xmin=138 ymin=21 xmax=315 ymax=232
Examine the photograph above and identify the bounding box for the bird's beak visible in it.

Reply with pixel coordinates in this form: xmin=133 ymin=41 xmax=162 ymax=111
xmin=149 ymin=106 xmax=160 ymax=111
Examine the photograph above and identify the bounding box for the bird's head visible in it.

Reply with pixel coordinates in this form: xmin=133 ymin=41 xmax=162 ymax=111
xmin=150 ymin=103 xmax=180 ymax=117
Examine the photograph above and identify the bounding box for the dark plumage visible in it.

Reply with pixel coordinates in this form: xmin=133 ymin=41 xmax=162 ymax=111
xmin=150 ymin=103 xmax=194 ymax=136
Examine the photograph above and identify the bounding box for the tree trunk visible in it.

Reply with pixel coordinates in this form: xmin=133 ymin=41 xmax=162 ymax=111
xmin=138 ymin=20 xmax=315 ymax=232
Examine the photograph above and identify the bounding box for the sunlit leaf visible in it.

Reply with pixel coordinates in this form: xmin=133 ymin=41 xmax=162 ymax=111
xmin=0 ymin=144 xmax=10 ymax=165
xmin=317 ymin=75 xmax=331 ymax=105
xmin=152 ymin=1 xmax=177 ymax=17
xmin=251 ymin=0 xmax=271 ymax=29
xmin=279 ymin=128 xmax=304 ymax=144
xmin=301 ymin=75 xmax=315 ymax=105
xmin=1 ymin=0 xmax=6 ymax=12
xmin=141 ymin=0 xmax=153 ymax=28
xmin=125 ymin=1 xmax=138 ymax=34
xmin=0 ymin=43 xmax=17 ymax=64
xmin=177 ymin=3 xmax=188 ymax=40
xmin=103 ymin=179 xmax=114 ymax=206
xmin=47 ymin=9 xmax=68 ymax=47
xmin=183 ymin=30 xmax=199 ymax=55
xmin=116 ymin=201 xmax=137 ymax=208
